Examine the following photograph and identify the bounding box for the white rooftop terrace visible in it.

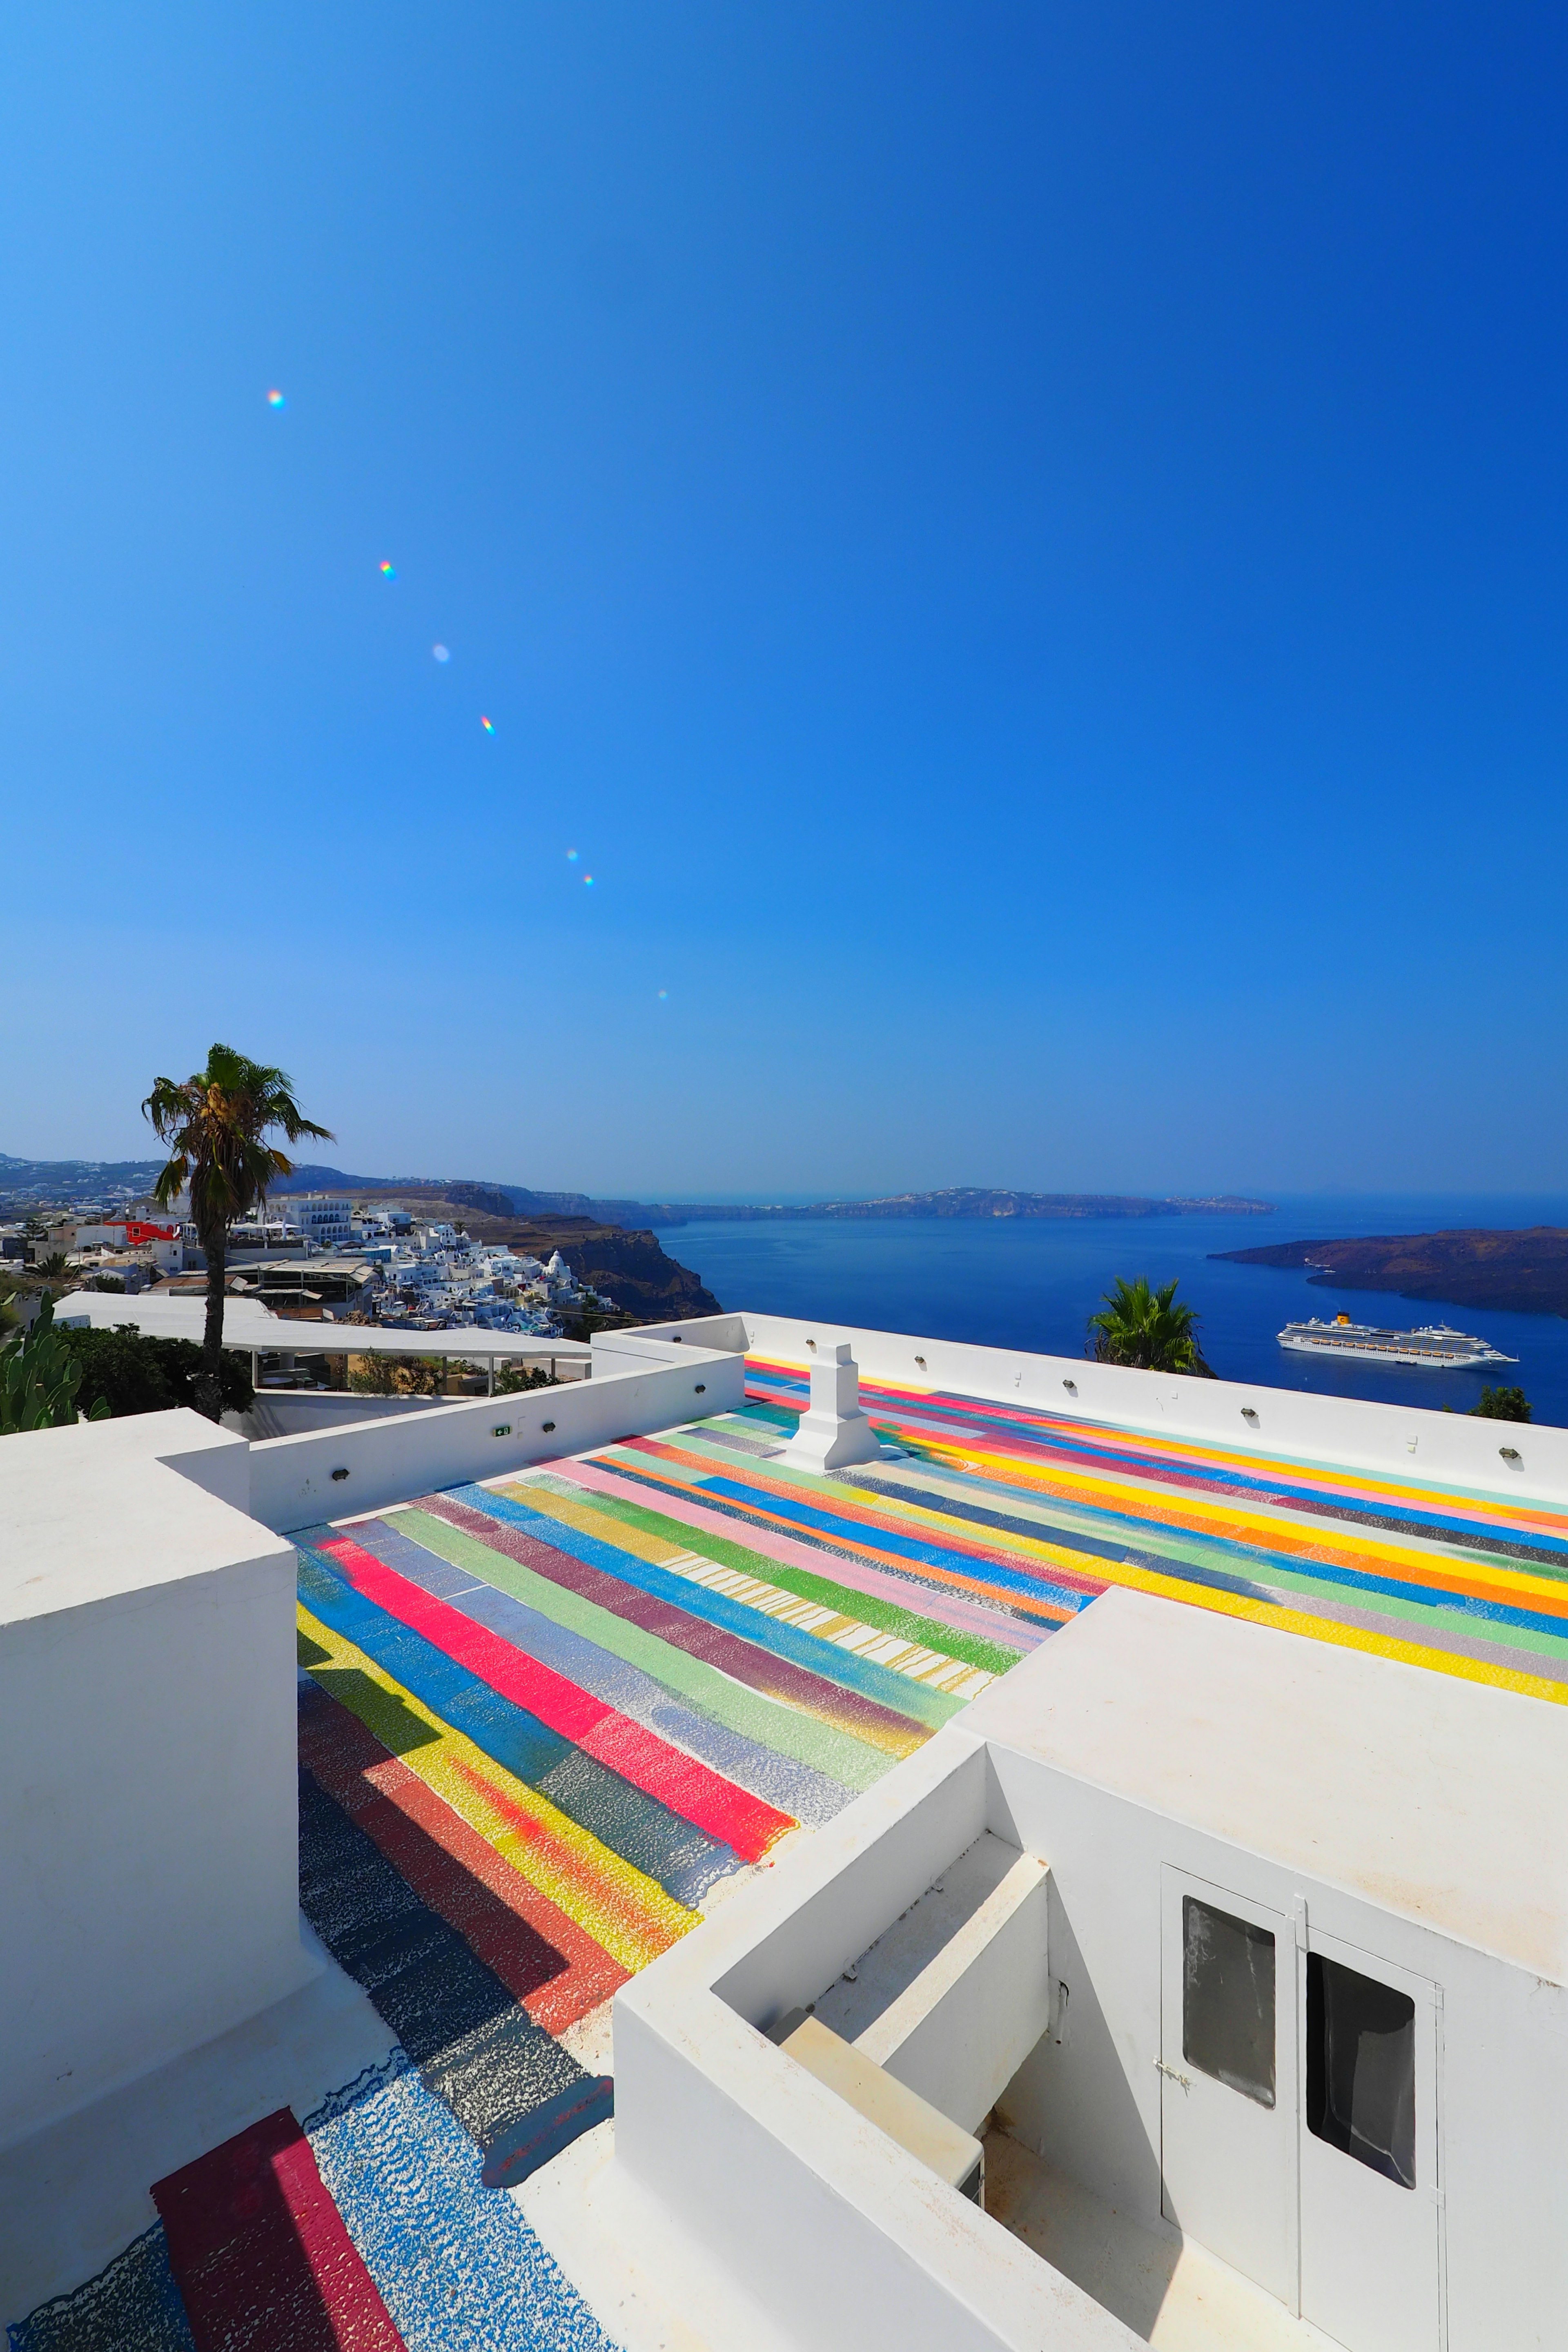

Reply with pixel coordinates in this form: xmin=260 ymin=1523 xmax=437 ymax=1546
xmin=4 ymin=1307 xmax=1568 ymax=2351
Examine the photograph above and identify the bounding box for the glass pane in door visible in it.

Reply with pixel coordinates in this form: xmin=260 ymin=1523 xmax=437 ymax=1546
xmin=1306 ymin=1952 xmax=1416 ymax=2188
xmin=1182 ymin=1895 xmax=1276 ymax=2107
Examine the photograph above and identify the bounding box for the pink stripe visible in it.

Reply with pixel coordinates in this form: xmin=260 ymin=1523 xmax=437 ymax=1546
xmin=556 ymin=1458 xmax=1042 ymax=1652
xmin=318 ymin=1533 xmax=795 ymax=1862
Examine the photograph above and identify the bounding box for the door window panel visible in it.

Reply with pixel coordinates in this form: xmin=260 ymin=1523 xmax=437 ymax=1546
xmin=1181 ymin=1896 xmax=1276 ymax=2107
xmin=1306 ymin=1952 xmax=1416 ymax=2189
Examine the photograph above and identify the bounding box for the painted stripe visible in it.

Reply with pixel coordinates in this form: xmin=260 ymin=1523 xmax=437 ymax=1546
xmin=318 ymin=1530 xmax=794 ymax=1862
xmin=297 ymin=1680 xmax=626 ymax=2032
xmin=472 ymin=1480 xmax=955 ymax=1733
xmin=553 ymin=1456 xmax=1035 ymax=1659
xmin=151 ymin=2105 xmax=406 ymax=2352
xmin=389 ymin=1506 xmax=893 ymax=1793
xmin=345 ymin=1514 xmax=852 ymax=1826
xmin=297 ymin=1540 xmax=740 ymax=1907
xmin=298 ymin=1768 xmax=588 ymax=2172
xmin=298 ymin=1601 xmax=698 ymax=1970
xmin=6 ymin=2225 xmax=194 ymax=2352
xmin=303 ymin=2053 xmax=619 ymax=2352
xmin=892 ymin=1438 xmax=1568 ymax=1633
xmin=432 ymin=1490 xmax=933 ymax=1757
xmin=592 ymin=1451 xmax=1071 ymax=1628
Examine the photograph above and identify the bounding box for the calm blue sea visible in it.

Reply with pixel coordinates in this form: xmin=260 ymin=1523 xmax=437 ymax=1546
xmin=667 ymin=1194 xmax=1568 ymax=1430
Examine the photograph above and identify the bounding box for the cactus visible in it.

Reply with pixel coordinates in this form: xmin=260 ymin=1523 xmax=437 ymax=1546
xmin=0 ymin=1296 xmax=111 ymax=1434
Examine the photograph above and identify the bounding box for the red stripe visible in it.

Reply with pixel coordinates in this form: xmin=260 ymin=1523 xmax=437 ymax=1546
xmin=153 ymin=2107 xmax=404 ymax=2352
xmin=298 ymin=1682 xmax=626 ymax=2031
xmin=317 ymin=1531 xmax=795 ymax=1863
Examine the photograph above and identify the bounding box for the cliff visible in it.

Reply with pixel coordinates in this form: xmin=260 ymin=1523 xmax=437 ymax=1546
xmin=343 ymin=1185 xmax=722 ymax=1323
xmin=1214 ymin=1228 xmax=1568 ymax=1317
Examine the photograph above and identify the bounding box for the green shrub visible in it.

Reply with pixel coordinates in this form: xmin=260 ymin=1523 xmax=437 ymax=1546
xmin=1 ymin=1298 xmax=111 ymax=1433
xmin=56 ymin=1324 xmax=254 ymax=1419
xmin=1472 ymin=1384 xmax=1531 ymax=1423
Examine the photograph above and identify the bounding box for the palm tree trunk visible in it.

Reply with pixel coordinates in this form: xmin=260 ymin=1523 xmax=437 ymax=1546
xmin=196 ymin=1218 xmax=227 ymax=1423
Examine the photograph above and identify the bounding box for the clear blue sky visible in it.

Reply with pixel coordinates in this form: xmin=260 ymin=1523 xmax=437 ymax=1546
xmin=6 ymin=5 xmax=1566 ymax=1196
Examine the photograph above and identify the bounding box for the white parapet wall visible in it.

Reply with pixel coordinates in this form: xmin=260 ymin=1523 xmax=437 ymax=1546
xmin=633 ymin=1308 xmax=1568 ymax=1505
xmin=0 ymin=1411 xmax=316 ymax=2152
xmin=245 ymin=1330 xmax=745 ymax=1532
xmin=612 ymin=1731 xmax=1139 ymax=2352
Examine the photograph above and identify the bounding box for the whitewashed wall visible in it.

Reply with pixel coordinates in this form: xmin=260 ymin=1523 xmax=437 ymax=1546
xmin=635 ymin=1309 xmax=1568 ymax=1505
xmin=245 ymin=1334 xmax=744 ymax=1531
xmin=0 ymin=1414 xmax=314 ymax=2151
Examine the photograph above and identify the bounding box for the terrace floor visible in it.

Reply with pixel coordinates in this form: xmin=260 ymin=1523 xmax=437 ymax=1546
xmin=10 ymin=1359 xmax=1568 ymax=2349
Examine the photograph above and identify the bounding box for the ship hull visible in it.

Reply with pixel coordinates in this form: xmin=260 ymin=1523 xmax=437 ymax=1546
xmin=1278 ymin=1334 xmax=1512 ymax=1370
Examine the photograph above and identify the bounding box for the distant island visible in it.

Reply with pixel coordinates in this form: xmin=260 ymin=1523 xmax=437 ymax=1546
xmin=295 ymin=1180 xmax=1272 ymax=1228
xmin=0 ymin=1155 xmax=1273 ymax=1231
xmin=613 ymin=1188 xmax=1276 ymax=1225
xmin=1214 ymin=1228 xmax=1568 ymax=1318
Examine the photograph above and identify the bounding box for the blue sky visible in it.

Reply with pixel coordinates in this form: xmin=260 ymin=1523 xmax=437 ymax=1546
xmin=5 ymin=5 xmax=1566 ymax=1196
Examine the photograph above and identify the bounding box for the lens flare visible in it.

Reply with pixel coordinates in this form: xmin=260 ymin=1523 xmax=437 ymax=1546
xmin=566 ymin=849 xmax=579 ymax=862
xmin=584 ymin=874 xmax=595 ymax=887
xmin=266 ymin=389 xmax=285 ymax=408
xmin=657 ymin=989 xmax=668 ymax=1000
xmin=379 ymin=560 xmax=395 ymax=578
xmin=480 ymin=715 xmax=494 ymax=733
xmin=432 ymin=644 xmax=450 ymax=662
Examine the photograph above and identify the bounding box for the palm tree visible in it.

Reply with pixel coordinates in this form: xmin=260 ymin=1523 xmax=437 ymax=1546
xmin=1087 ymin=1275 xmax=1216 ymax=1377
xmin=143 ymin=1045 xmax=332 ymax=1421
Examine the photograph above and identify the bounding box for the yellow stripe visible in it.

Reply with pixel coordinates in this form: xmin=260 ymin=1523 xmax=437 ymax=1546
xmin=901 ymin=1437 xmax=1568 ymax=1614
xmin=297 ymin=1601 xmax=698 ymax=1970
xmin=517 ymin=1475 xmax=993 ymax=1697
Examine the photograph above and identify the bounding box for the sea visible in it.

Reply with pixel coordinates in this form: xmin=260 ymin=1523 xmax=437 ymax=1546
xmin=664 ymin=1193 xmax=1568 ymax=1430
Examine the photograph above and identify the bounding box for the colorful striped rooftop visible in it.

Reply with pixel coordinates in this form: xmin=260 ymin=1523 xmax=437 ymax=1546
xmin=16 ymin=1356 xmax=1568 ymax=2349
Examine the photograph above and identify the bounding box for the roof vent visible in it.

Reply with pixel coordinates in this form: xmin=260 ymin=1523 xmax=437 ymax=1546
xmin=330 ymin=1467 xmax=350 ymax=1482
xmin=1500 ymin=1445 xmax=1521 ymax=1462
xmin=1062 ymin=1378 xmax=1076 ymax=1393
xmin=542 ymin=1419 xmax=556 ymax=1433
xmin=1241 ymin=1406 xmax=1258 ymax=1422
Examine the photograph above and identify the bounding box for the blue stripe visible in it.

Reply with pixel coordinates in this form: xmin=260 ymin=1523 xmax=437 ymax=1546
xmin=450 ymin=1483 xmax=952 ymax=1727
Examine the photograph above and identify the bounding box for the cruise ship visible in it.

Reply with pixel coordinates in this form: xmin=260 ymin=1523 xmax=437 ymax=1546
xmin=1278 ymin=1312 xmax=1516 ymax=1368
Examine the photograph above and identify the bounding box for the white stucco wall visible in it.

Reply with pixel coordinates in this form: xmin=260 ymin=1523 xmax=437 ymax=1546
xmin=637 ymin=1309 xmax=1568 ymax=1504
xmin=0 ymin=1412 xmax=316 ymax=2152
xmin=611 ymin=1594 xmax=1568 ymax=2351
xmin=615 ymin=1737 xmax=1140 ymax=2352
xmin=245 ymin=1333 xmax=744 ymax=1531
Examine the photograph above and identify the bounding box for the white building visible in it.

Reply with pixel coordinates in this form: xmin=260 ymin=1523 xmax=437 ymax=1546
xmin=4 ymin=1307 xmax=1566 ymax=2350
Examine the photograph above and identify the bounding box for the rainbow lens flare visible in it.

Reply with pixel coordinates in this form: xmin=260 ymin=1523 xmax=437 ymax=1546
xmin=432 ymin=644 xmax=450 ymax=662
xmin=379 ymin=560 xmax=396 ymax=578
xmin=266 ymin=388 xmax=285 ymax=408
xmin=480 ymin=715 xmax=494 ymax=733
xmin=566 ymin=849 xmax=579 ymax=862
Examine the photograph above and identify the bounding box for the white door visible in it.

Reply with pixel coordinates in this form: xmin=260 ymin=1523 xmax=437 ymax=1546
xmin=1298 ymin=1926 xmax=1442 ymax=2352
xmin=1160 ymin=1869 xmax=1298 ymax=2307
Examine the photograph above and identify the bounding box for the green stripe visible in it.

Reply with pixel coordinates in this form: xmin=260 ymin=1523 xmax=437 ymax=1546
xmin=503 ymin=1475 xmax=962 ymax=1731
xmin=543 ymin=1470 xmax=1021 ymax=1677
xmin=395 ymin=1508 xmax=895 ymax=1793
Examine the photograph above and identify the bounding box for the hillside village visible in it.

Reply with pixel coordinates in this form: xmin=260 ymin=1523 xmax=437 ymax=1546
xmin=2 ymin=1192 xmax=622 ymax=1338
